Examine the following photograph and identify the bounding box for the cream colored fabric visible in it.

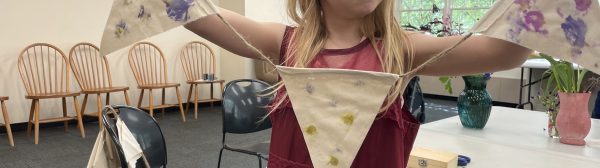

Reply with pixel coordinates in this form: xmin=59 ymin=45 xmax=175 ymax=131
xmin=471 ymin=0 xmax=600 ymax=74
xmin=87 ymin=128 xmax=119 ymax=168
xmin=117 ymin=118 xmax=145 ymax=168
xmin=100 ymin=0 xmax=219 ymax=56
xmin=276 ymin=66 xmax=399 ymax=168
xmin=86 ymin=118 xmax=144 ymax=168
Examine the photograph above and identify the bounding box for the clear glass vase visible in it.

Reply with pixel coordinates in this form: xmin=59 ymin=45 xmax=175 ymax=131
xmin=547 ymin=110 xmax=559 ymax=138
xmin=457 ymin=75 xmax=493 ymax=129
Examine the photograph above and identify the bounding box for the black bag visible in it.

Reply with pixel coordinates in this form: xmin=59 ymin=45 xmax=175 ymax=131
xmin=403 ymin=76 xmax=426 ymax=123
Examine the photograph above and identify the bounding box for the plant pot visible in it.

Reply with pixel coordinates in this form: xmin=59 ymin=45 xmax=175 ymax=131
xmin=556 ymin=92 xmax=592 ymax=146
xmin=457 ymin=75 xmax=492 ymax=129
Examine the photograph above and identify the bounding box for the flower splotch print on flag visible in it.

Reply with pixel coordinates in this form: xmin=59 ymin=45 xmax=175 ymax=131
xmin=561 ymin=16 xmax=588 ymax=56
xmin=472 ymin=0 xmax=600 ymax=74
xmin=508 ymin=0 xmax=549 ymax=43
xmin=163 ymin=0 xmax=195 ymax=22
xmin=114 ymin=20 xmax=129 ymax=38
xmin=556 ymin=0 xmax=592 ymax=57
xmin=137 ymin=5 xmax=152 ymax=21
xmin=100 ymin=0 xmax=218 ymax=56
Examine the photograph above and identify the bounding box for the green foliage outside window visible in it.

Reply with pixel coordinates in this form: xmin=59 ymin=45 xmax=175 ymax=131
xmin=399 ymin=0 xmax=495 ymax=31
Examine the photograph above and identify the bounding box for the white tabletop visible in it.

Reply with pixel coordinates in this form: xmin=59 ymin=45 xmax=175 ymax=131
xmin=414 ymin=106 xmax=600 ymax=167
xmin=522 ymin=58 xmax=582 ymax=69
xmin=522 ymin=58 xmax=552 ymax=69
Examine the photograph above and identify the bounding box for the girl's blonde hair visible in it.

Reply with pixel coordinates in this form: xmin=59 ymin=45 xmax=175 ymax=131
xmin=280 ymin=0 xmax=414 ymax=112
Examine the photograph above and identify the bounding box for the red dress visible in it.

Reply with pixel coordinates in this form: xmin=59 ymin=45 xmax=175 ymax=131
xmin=268 ymin=27 xmax=420 ymax=168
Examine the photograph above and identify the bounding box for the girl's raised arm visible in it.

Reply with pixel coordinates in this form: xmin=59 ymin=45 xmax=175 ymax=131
xmin=184 ymin=8 xmax=286 ymax=60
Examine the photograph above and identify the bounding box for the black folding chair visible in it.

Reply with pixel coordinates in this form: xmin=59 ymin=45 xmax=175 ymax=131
xmin=217 ymin=79 xmax=274 ymax=168
xmin=102 ymin=105 xmax=167 ymax=168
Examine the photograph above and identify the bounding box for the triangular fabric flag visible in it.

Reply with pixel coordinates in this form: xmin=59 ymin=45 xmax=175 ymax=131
xmin=276 ymin=66 xmax=399 ymax=168
xmin=100 ymin=0 xmax=219 ymax=56
xmin=471 ymin=0 xmax=600 ymax=74
xmin=117 ymin=118 xmax=144 ymax=168
xmin=87 ymin=128 xmax=118 ymax=168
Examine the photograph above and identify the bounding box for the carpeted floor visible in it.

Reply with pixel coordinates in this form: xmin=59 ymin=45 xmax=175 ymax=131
xmin=0 ymin=98 xmax=458 ymax=168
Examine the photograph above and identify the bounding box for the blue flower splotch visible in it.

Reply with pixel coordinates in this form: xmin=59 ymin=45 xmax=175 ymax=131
xmin=114 ymin=20 xmax=129 ymax=38
xmin=163 ymin=0 xmax=194 ymax=22
xmin=561 ymin=16 xmax=588 ymax=57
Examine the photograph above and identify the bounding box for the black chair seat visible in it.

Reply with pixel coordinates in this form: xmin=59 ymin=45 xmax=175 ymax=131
xmin=403 ymin=76 xmax=426 ymax=123
xmin=224 ymin=141 xmax=270 ymax=159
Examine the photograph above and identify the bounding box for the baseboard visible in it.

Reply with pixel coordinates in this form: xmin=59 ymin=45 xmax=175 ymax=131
xmin=0 ymin=102 xmax=222 ymax=134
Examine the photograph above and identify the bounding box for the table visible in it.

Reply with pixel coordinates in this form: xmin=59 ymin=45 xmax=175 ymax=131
xmin=414 ymin=106 xmax=600 ymax=167
xmin=517 ymin=59 xmax=551 ymax=110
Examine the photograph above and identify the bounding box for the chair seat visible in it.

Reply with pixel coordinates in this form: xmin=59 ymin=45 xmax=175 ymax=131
xmin=25 ymin=92 xmax=80 ymax=99
xmin=187 ymin=79 xmax=225 ymax=84
xmin=138 ymin=83 xmax=180 ymax=89
xmin=0 ymin=96 xmax=7 ymax=101
xmin=224 ymin=141 xmax=270 ymax=159
xmin=82 ymin=86 xmax=129 ymax=94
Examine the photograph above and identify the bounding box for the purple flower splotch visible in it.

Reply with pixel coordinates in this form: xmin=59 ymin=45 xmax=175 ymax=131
xmin=507 ymin=16 xmax=525 ymax=43
xmin=574 ymin=0 xmax=592 ymax=12
xmin=163 ymin=0 xmax=195 ymax=22
xmin=523 ymin=10 xmax=549 ymax=35
xmin=507 ymin=0 xmax=549 ymax=42
xmin=561 ymin=16 xmax=588 ymax=57
xmin=114 ymin=20 xmax=129 ymax=38
xmin=138 ymin=5 xmax=151 ymax=21
xmin=483 ymin=73 xmax=492 ymax=80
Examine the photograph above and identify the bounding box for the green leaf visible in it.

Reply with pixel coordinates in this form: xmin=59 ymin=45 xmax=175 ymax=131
xmin=439 ymin=76 xmax=453 ymax=94
xmin=539 ymin=53 xmax=589 ymax=93
xmin=577 ymin=68 xmax=588 ymax=92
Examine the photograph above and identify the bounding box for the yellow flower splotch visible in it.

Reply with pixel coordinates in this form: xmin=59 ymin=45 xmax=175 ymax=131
xmin=305 ymin=125 xmax=317 ymax=135
xmin=341 ymin=113 xmax=354 ymax=126
xmin=328 ymin=155 xmax=339 ymax=166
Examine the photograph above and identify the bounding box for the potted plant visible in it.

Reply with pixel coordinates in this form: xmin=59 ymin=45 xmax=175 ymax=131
xmin=539 ymin=53 xmax=592 ymax=146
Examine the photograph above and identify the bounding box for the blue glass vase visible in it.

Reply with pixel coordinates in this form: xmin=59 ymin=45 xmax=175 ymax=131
xmin=457 ymin=75 xmax=492 ymax=129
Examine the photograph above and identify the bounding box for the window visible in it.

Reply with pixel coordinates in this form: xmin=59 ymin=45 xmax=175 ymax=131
xmin=398 ymin=0 xmax=495 ymax=34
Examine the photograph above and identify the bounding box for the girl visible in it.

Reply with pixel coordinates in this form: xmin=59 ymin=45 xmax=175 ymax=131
xmin=185 ymin=0 xmax=531 ymax=167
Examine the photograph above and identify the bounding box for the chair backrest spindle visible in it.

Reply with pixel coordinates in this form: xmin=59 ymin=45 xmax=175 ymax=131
xmin=18 ymin=43 xmax=71 ymax=96
xmin=180 ymin=41 xmax=216 ymax=82
xmin=128 ymin=42 xmax=168 ymax=86
xmin=69 ymin=42 xmax=112 ymax=91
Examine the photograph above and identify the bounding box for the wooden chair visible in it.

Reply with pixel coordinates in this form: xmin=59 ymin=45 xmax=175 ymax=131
xmin=69 ymin=42 xmax=131 ymax=128
xmin=17 ymin=43 xmax=85 ymax=144
xmin=128 ymin=42 xmax=186 ymax=122
xmin=180 ymin=41 xmax=224 ymax=119
xmin=0 ymin=96 xmax=15 ymax=146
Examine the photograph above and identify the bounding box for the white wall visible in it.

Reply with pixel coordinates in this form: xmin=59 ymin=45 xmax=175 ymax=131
xmin=0 ymin=0 xmax=221 ymax=123
xmin=245 ymin=0 xmax=295 ymax=83
xmin=217 ymin=0 xmax=293 ymax=83
xmin=245 ymin=0 xmax=291 ymax=24
xmin=218 ymin=0 xmax=252 ymax=83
